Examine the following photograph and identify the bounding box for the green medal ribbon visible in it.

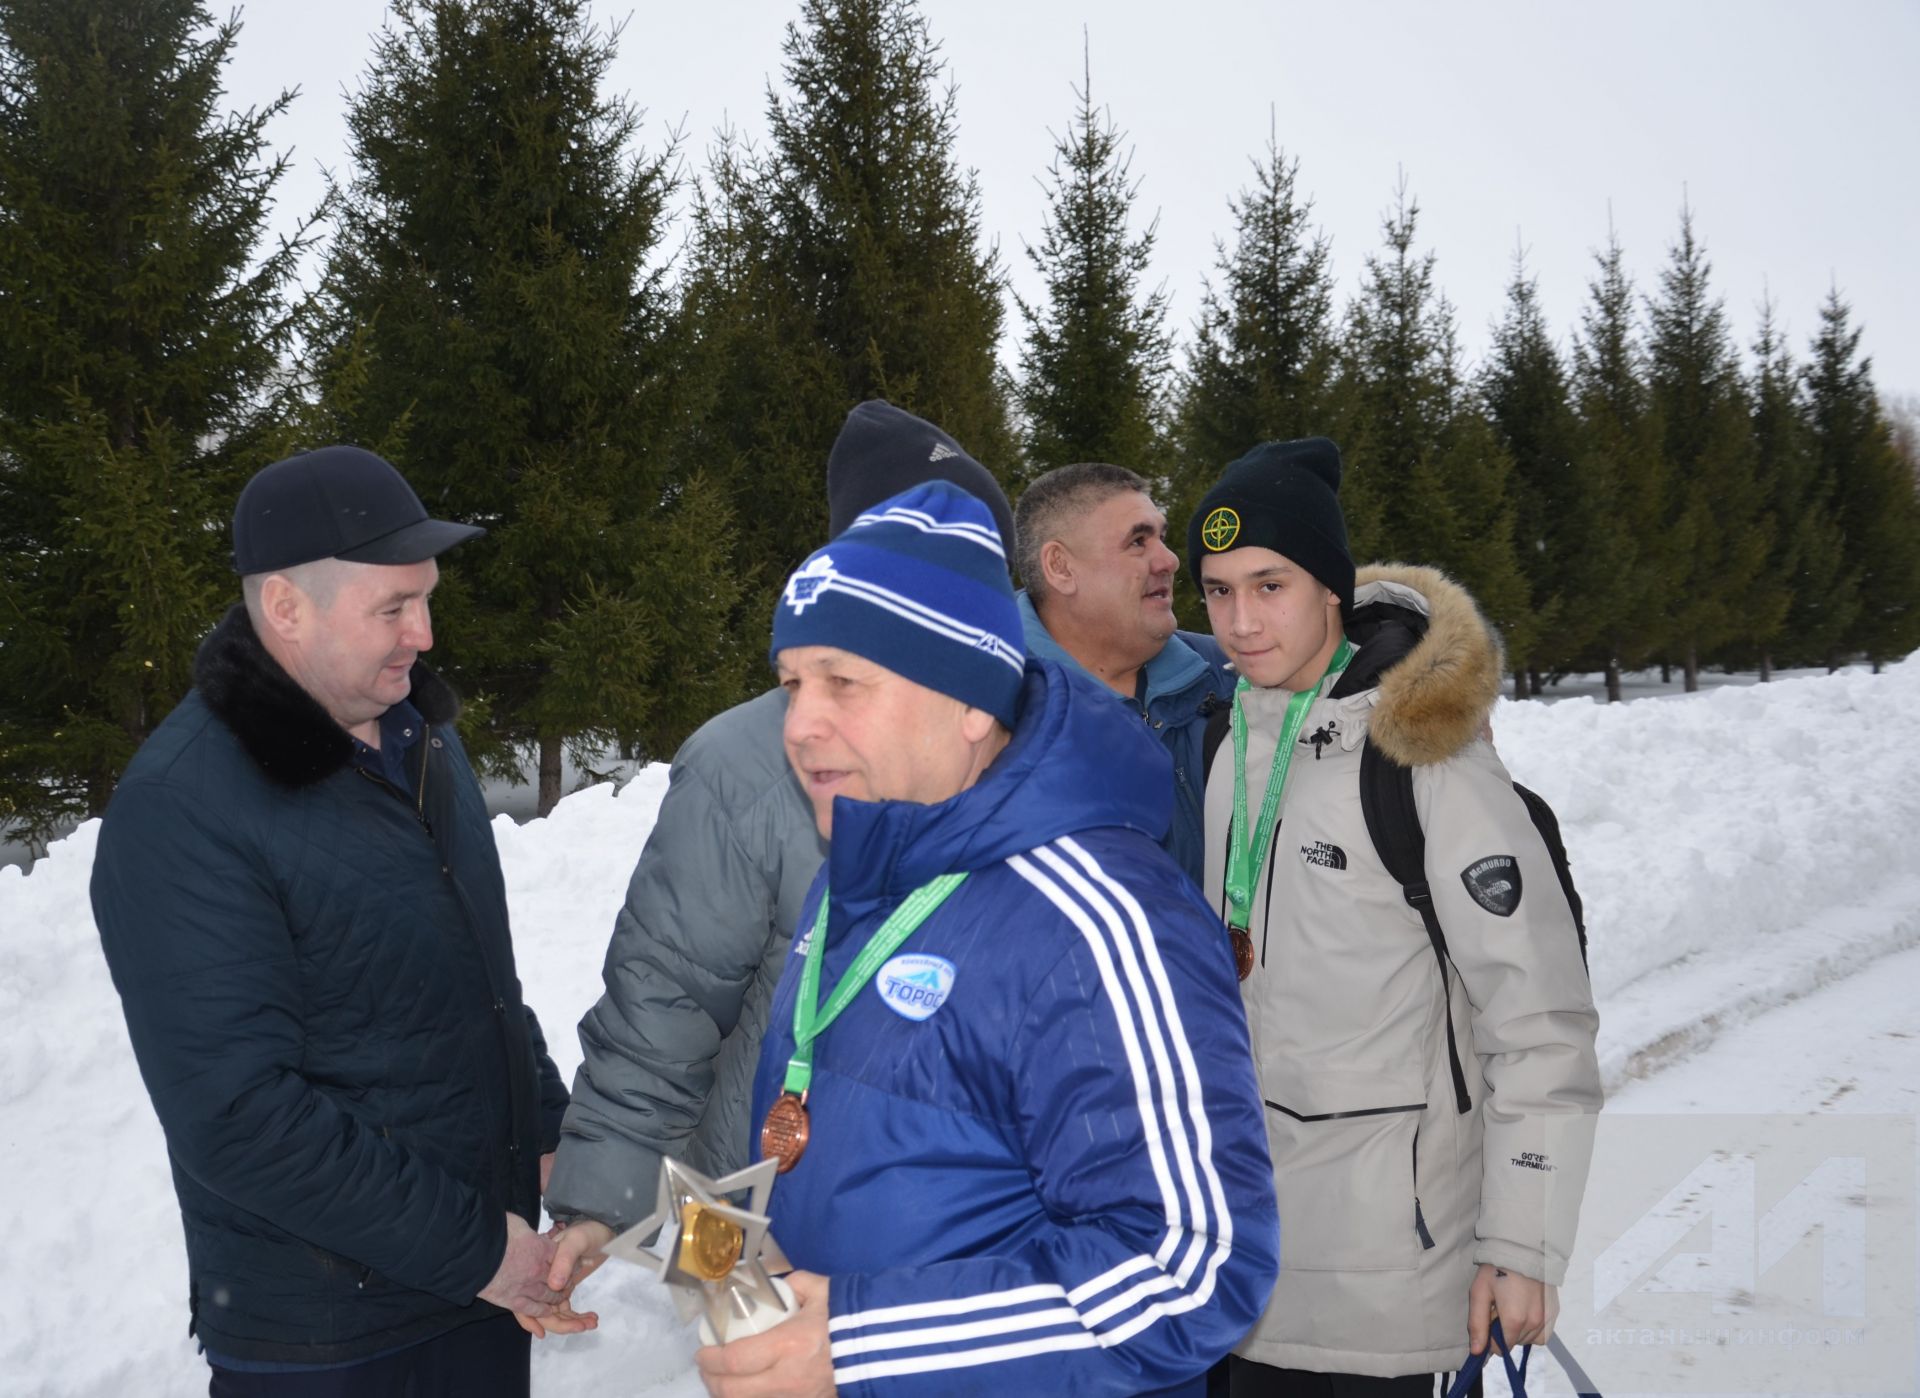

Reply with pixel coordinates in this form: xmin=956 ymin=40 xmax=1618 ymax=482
xmin=1223 ymin=639 xmax=1354 ymax=931
xmin=783 ymin=872 xmax=969 ymax=1097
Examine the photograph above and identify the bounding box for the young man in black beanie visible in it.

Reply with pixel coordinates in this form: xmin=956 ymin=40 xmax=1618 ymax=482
xmin=1190 ymin=438 xmax=1602 ymax=1395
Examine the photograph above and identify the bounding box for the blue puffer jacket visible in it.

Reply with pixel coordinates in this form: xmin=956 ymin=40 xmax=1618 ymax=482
xmin=752 ymin=659 xmax=1278 ymax=1397
xmin=90 ymin=608 xmax=568 ymax=1364
xmin=1019 ymin=594 xmax=1232 ymax=885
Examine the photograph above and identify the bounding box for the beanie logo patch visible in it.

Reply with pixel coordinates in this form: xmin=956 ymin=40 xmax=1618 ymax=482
xmin=1201 ymin=507 xmax=1241 ymax=551
xmin=783 ymin=554 xmax=840 ymax=615
xmin=927 ymin=442 xmax=958 ymax=463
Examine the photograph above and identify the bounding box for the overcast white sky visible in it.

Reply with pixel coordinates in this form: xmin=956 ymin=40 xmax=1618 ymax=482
xmin=223 ymin=0 xmax=1920 ymax=404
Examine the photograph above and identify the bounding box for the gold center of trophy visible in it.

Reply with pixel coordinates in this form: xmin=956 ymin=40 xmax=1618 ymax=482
xmin=678 ymin=1201 xmax=744 ymax=1283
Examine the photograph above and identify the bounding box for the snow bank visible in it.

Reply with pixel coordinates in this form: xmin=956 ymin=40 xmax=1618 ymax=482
xmin=3 ymin=660 xmax=1917 ymax=1395
xmin=1490 ymin=658 xmax=1920 ymax=1087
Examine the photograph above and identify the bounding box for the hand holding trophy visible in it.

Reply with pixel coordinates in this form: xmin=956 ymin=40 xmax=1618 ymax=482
xmin=601 ymin=1157 xmax=796 ymax=1345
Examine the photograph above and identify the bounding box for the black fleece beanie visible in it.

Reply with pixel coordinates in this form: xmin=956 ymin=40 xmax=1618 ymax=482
xmin=1186 ymin=437 xmax=1355 ymax=612
xmin=825 ymin=399 xmax=1016 ymax=553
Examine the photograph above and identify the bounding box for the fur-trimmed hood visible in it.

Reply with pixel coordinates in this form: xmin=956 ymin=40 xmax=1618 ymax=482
xmin=193 ymin=604 xmax=460 ymax=789
xmin=1329 ymin=563 xmax=1504 ymax=767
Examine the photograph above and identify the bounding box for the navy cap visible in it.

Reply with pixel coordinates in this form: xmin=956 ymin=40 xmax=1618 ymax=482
xmin=232 ymin=446 xmax=484 ymax=574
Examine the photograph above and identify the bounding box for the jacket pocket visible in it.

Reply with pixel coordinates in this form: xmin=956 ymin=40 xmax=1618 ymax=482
xmin=1263 ymin=1067 xmax=1427 ymax=1273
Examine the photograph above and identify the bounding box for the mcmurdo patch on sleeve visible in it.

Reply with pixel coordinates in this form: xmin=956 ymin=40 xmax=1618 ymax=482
xmin=1460 ymin=855 xmax=1522 ymax=917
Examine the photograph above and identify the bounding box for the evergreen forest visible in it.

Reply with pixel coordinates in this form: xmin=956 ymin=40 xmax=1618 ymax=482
xmin=4 ymin=0 xmax=1917 ymax=839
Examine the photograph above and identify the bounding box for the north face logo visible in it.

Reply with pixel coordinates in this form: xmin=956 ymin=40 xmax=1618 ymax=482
xmin=927 ymin=442 xmax=958 ymax=463
xmin=1461 ymin=855 xmax=1522 ymax=917
xmin=1300 ymin=840 xmax=1347 ymax=870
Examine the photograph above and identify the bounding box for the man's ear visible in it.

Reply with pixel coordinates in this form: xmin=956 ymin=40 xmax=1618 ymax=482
xmin=1039 ymin=538 xmax=1077 ymax=598
xmin=256 ymin=574 xmax=307 ymax=643
xmin=959 ymin=704 xmax=998 ymax=745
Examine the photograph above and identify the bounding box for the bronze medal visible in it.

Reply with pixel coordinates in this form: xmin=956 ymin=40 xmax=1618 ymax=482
xmin=1231 ymin=926 xmax=1255 ymax=982
xmin=761 ymin=1091 xmax=810 ymax=1173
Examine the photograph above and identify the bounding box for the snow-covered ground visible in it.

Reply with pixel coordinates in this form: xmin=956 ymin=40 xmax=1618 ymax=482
xmin=3 ymin=659 xmax=1918 ymax=1396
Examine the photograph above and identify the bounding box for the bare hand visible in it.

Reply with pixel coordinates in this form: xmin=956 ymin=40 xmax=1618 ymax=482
xmin=546 ymin=1219 xmax=613 ymax=1293
xmin=694 ymin=1269 xmax=834 ymax=1397
xmin=1468 ymin=1263 xmax=1557 ymax=1354
xmin=478 ymin=1213 xmax=562 ymax=1319
xmin=515 ymin=1218 xmax=608 ymax=1339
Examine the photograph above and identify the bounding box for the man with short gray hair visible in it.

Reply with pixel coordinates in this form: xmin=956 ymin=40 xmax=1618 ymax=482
xmin=1014 ymin=462 xmax=1231 ymax=882
xmin=93 ymin=445 xmax=570 ymax=1397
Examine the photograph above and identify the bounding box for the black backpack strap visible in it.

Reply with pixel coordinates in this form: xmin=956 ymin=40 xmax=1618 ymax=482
xmin=1201 ymin=699 xmax=1233 ymax=787
xmin=1513 ymin=782 xmax=1589 ymax=967
xmin=1359 ymin=739 xmax=1474 ymax=1116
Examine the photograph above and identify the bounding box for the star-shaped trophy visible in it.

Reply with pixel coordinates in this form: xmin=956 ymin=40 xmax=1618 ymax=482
xmin=601 ymin=1157 xmax=796 ymax=1345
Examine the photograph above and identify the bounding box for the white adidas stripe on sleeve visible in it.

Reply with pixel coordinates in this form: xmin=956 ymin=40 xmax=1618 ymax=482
xmin=825 ymin=842 xmax=1234 ymax=1387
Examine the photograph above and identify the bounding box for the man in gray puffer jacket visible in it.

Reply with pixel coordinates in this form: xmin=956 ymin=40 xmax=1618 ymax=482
xmin=1190 ymin=438 xmax=1601 ymax=1394
xmin=539 ymin=401 xmax=1016 ymax=1290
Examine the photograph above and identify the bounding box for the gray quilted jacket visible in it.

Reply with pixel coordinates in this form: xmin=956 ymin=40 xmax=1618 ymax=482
xmin=1202 ymin=565 xmax=1602 ymax=1377
xmin=545 ymin=687 xmax=825 ymax=1230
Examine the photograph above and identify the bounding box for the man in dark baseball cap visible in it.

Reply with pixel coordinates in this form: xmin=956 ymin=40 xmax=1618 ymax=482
xmin=232 ymin=444 xmax=485 ymax=572
xmin=91 ymin=445 xmax=569 ymax=1396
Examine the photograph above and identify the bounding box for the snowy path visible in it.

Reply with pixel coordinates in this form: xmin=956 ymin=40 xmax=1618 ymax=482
xmin=1491 ymin=944 xmax=1920 ymax=1398
xmin=1606 ymin=942 xmax=1920 ymax=1118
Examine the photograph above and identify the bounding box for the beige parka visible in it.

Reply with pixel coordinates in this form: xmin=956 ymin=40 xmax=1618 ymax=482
xmin=1202 ymin=564 xmax=1602 ymax=1377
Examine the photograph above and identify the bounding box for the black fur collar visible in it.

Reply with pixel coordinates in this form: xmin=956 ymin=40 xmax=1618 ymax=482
xmin=195 ymin=604 xmax=460 ymax=789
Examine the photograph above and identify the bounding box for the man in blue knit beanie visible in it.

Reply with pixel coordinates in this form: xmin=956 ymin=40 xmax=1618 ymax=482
xmin=693 ymin=482 xmax=1279 ymax=1398
xmin=770 ymin=480 xmax=1027 ymax=833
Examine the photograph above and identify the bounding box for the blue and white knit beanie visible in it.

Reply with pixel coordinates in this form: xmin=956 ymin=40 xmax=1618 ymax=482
xmin=771 ymin=480 xmax=1025 ymax=726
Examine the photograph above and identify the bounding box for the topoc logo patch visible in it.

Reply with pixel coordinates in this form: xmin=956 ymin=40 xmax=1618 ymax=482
xmin=877 ymin=953 xmax=956 ymax=1021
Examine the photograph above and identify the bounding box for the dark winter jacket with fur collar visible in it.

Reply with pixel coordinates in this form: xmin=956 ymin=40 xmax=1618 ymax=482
xmin=91 ymin=606 xmax=569 ymax=1365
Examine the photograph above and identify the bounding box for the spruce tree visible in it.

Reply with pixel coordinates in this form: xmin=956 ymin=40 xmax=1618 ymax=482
xmin=1177 ymin=129 xmax=1332 ymax=470
xmin=0 ymin=0 xmax=314 ymax=840
xmin=1884 ymin=394 xmax=1920 ymax=478
xmin=312 ymin=0 xmax=744 ymax=813
xmin=682 ymin=0 xmax=1012 ymax=631
xmin=1749 ymin=301 xmax=1851 ymax=675
xmin=1171 ymin=125 xmax=1333 ymax=623
xmin=1568 ymin=230 xmax=1664 ymax=700
xmin=1331 ymin=179 xmax=1530 ymax=650
xmin=667 ymin=126 xmax=844 ymax=598
xmin=1013 ymin=48 xmax=1171 ymax=488
xmin=1644 ymin=207 xmax=1774 ymax=690
xmin=765 ymin=0 xmax=1008 ymax=449
xmin=1805 ymin=290 xmax=1920 ymax=668
xmin=1482 ymin=251 xmax=1584 ymax=694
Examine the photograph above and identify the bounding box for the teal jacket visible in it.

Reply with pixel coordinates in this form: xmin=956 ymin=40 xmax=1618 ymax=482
xmin=1019 ymin=593 xmax=1232 ymax=885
